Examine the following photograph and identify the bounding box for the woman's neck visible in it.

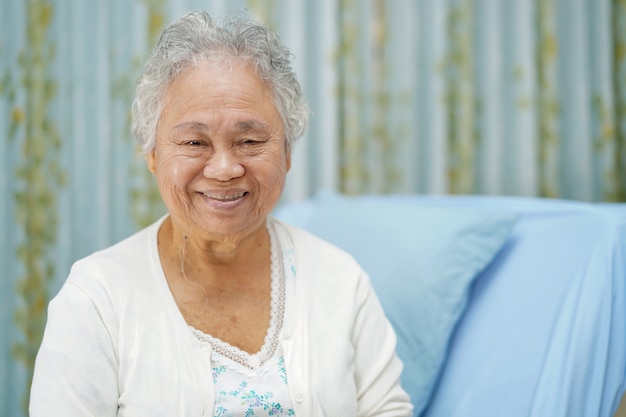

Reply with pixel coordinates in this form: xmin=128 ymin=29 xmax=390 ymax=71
xmin=158 ymin=215 xmax=271 ymax=287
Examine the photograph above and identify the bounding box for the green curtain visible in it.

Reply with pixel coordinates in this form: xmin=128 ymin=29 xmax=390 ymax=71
xmin=1 ymin=0 xmax=625 ymax=415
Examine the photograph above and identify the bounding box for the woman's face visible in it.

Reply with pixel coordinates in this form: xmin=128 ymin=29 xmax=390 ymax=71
xmin=146 ymin=60 xmax=290 ymax=242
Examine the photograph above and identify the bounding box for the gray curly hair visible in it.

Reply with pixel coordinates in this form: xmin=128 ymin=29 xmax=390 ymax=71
xmin=131 ymin=11 xmax=310 ymax=154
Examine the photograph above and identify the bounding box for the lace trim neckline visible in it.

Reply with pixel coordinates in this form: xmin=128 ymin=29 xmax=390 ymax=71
xmin=190 ymin=220 xmax=286 ymax=370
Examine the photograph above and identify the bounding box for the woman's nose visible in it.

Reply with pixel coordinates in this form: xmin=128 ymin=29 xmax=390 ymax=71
xmin=202 ymin=149 xmax=245 ymax=181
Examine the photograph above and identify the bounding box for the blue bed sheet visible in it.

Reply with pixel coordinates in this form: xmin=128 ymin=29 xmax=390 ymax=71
xmin=275 ymin=194 xmax=626 ymax=417
xmin=417 ymin=196 xmax=626 ymax=417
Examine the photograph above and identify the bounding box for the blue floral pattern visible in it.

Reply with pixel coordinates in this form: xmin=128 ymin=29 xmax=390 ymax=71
xmin=212 ymin=355 xmax=295 ymax=417
xmin=277 ymin=357 xmax=288 ymax=385
xmin=213 ymin=381 xmax=295 ymax=416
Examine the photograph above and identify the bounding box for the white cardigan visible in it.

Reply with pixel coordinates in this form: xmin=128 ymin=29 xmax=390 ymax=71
xmin=30 ymin=217 xmax=413 ymax=417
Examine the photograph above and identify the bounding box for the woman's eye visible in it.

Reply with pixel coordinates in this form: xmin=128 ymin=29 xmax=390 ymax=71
xmin=185 ymin=140 xmax=203 ymax=146
xmin=241 ymin=138 xmax=266 ymax=146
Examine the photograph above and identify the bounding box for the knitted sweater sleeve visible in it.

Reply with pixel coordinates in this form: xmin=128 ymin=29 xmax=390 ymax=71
xmin=30 ymin=278 xmax=119 ymax=417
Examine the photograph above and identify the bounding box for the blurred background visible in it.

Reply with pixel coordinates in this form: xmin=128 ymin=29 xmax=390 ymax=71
xmin=1 ymin=0 xmax=625 ymax=415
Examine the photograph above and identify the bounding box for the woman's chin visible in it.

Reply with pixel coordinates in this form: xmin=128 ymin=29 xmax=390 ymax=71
xmin=189 ymin=212 xmax=265 ymax=240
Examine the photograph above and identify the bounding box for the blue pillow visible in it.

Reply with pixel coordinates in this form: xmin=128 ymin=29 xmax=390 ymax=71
xmin=299 ymin=193 xmax=517 ymax=415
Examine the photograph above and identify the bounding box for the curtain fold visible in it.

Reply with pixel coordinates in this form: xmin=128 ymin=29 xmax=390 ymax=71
xmin=2 ymin=0 xmax=625 ymax=415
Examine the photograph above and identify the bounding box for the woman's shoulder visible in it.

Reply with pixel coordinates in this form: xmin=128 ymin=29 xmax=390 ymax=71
xmin=66 ymin=217 xmax=164 ymax=294
xmin=274 ymin=219 xmax=378 ymax=324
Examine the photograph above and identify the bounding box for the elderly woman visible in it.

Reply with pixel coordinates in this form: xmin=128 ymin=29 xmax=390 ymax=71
xmin=30 ymin=11 xmax=412 ymax=417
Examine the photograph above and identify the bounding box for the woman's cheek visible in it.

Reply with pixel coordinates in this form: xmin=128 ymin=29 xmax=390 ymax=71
xmin=160 ymin=155 xmax=199 ymax=185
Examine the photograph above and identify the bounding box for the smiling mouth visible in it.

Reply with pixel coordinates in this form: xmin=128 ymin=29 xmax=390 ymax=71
xmin=201 ymin=191 xmax=248 ymax=202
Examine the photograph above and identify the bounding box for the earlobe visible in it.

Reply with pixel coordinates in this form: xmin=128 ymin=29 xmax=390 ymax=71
xmin=146 ymin=151 xmax=157 ymax=174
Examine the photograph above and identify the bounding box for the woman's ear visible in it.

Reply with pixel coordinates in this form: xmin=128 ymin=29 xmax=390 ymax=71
xmin=145 ymin=150 xmax=157 ymax=174
xmin=285 ymin=140 xmax=292 ymax=172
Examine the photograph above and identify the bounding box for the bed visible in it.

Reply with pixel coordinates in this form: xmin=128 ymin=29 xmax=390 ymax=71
xmin=273 ymin=192 xmax=626 ymax=417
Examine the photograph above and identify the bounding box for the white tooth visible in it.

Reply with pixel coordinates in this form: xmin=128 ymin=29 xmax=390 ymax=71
xmin=204 ymin=192 xmax=244 ymax=201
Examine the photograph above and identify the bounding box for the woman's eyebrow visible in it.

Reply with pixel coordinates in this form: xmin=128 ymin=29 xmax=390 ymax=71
xmin=234 ymin=120 xmax=270 ymax=133
xmin=173 ymin=121 xmax=210 ymax=132
xmin=172 ymin=121 xmax=270 ymax=133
